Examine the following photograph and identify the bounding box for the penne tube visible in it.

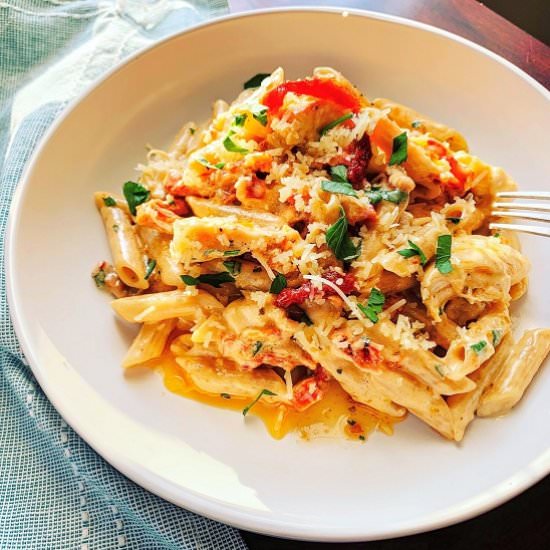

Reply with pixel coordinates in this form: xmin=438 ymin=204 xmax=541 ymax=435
xmin=111 ymin=289 xmax=223 ymax=323
xmin=95 ymin=192 xmax=148 ymax=289
xmin=448 ymin=333 xmax=513 ymax=441
xmin=137 ymin=226 xmax=183 ymax=287
xmin=372 ymin=98 xmax=469 ymax=151
xmin=369 ymin=368 xmax=455 ymax=440
xmin=175 ymin=356 xmax=287 ymax=401
xmin=477 ymin=329 xmax=550 ymax=417
xmin=122 ymin=319 xmax=177 ymax=368
xmin=295 ymin=328 xmax=405 ymax=417
xmin=186 ymin=196 xmax=283 ymax=226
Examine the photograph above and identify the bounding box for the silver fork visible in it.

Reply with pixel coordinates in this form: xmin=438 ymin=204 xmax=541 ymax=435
xmin=490 ymin=191 xmax=550 ymax=237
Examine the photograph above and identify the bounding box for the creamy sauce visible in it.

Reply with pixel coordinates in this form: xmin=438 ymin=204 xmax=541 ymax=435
xmin=152 ymin=355 xmax=403 ymax=441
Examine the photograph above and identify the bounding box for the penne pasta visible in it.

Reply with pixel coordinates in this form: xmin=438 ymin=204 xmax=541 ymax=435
xmin=95 ymin=192 xmax=148 ymax=289
xmin=91 ymin=66 xmax=547 ymax=442
xmin=122 ymin=319 xmax=177 ymax=368
xmin=477 ymin=329 xmax=550 ymax=417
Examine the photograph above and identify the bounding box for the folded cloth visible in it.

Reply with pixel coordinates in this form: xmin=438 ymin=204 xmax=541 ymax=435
xmin=0 ymin=2 xmax=248 ymax=548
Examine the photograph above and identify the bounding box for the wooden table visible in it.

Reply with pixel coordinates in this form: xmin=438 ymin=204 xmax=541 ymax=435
xmin=226 ymin=1 xmax=550 ymax=549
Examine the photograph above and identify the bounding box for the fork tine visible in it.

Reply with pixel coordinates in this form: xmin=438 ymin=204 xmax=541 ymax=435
xmin=492 ymin=211 xmax=550 ymax=223
xmin=489 ymin=222 xmax=550 ymax=238
xmin=493 ymin=201 xmax=550 ymax=213
xmin=496 ymin=191 xmax=550 ymax=200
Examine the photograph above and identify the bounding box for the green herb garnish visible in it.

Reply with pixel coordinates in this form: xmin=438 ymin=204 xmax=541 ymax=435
xmin=199 ymin=158 xmax=225 ymax=170
xmin=330 ymin=165 xmax=348 ymax=183
xmin=242 ymin=389 xmax=276 ymax=416
xmin=223 ymin=133 xmax=249 ymax=154
xmin=220 ymin=393 xmax=231 ymax=399
xmin=357 ymin=287 xmax=385 ymax=323
xmin=180 ymin=272 xmax=235 ymax=288
xmin=321 ymin=180 xmax=358 ymax=197
xmin=358 ymin=435 xmax=366 ymax=441
xmin=234 ymin=113 xmax=247 ymax=127
xmin=222 ymin=260 xmax=242 ymax=276
xmin=112 ymin=224 xmax=119 ymax=232
xmin=103 ymin=196 xmax=116 ymax=207
xmin=446 ymin=217 xmax=461 ymax=225
xmin=252 ymin=341 xmax=263 ymax=356
xmin=123 ymin=181 xmax=150 ymax=215
xmin=435 ymin=364 xmax=445 ymax=377
xmin=365 ymin=189 xmax=408 ymax=205
xmin=411 ymin=120 xmax=422 ymax=129
xmin=435 ymin=234 xmax=453 ymax=274
xmin=397 ymin=240 xmax=427 ymax=265
xmin=471 ymin=340 xmax=487 ymax=354
xmin=326 ymin=207 xmax=360 ymax=261
xmin=388 ymin=132 xmax=408 ymax=165
xmin=319 ymin=112 xmax=353 ymax=136
xmin=347 ymin=419 xmax=356 ymax=426
xmin=144 ymin=259 xmax=156 ymax=280
xmin=243 ymin=73 xmax=271 ymax=89
xmin=252 ymin=107 xmax=268 ymax=126
xmin=223 ymin=250 xmax=241 ymax=256
xmin=269 ymin=273 xmax=287 ymax=294
xmin=189 ymin=128 xmax=196 ymax=135
xmin=92 ymin=269 xmax=106 ymax=288
xmin=492 ymin=330 xmax=503 ymax=346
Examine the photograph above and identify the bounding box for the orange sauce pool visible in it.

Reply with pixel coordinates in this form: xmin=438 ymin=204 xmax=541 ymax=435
xmin=149 ymin=356 xmax=404 ymax=441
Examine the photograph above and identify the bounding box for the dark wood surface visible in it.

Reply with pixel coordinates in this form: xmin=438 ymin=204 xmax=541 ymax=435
xmin=230 ymin=0 xmax=550 ymax=89
xmin=227 ymin=1 xmax=550 ymax=548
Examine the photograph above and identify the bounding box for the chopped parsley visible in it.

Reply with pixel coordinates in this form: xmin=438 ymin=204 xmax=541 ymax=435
xmin=347 ymin=419 xmax=356 ymax=426
xmin=471 ymin=340 xmax=487 ymax=354
xmin=234 ymin=113 xmax=247 ymax=127
xmin=144 ymin=259 xmax=156 ymax=280
xmin=358 ymin=435 xmax=366 ymax=441
xmin=252 ymin=341 xmax=263 ymax=356
xmin=243 ymin=73 xmax=271 ymax=89
xmin=330 ymin=165 xmax=348 ymax=183
xmin=220 ymin=393 xmax=231 ymax=399
xmin=103 ymin=196 xmax=116 ymax=207
xmin=321 ymin=165 xmax=357 ymax=197
xmin=252 ymin=107 xmax=268 ymax=126
xmin=411 ymin=120 xmax=422 ymax=129
xmin=326 ymin=207 xmax=361 ymax=261
xmin=242 ymin=388 xmax=276 ymax=416
xmin=123 ymin=181 xmax=150 ymax=215
xmin=222 ymin=260 xmax=242 ymax=276
xmin=223 ymin=132 xmax=248 ymax=154
xmin=357 ymin=288 xmax=385 ymax=323
xmin=319 ymin=112 xmax=353 ymax=136
xmin=435 ymin=364 xmax=445 ymax=377
xmin=435 ymin=234 xmax=453 ymax=274
xmin=446 ymin=217 xmax=462 ymax=225
xmin=112 ymin=224 xmax=120 ymax=232
xmin=92 ymin=269 xmax=106 ymax=288
xmin=492 ymin=330 xmax=503 ymax=346
xmin=397 ymin=240 xmax=427 ymax=265
xmin=388 ymin=132 xmax=408 ymax=165
xmin=269 ymin=273 xmax=287 ymax=294
xmin=223 ymin=250 xmax=241 ymax=256
xmin=189 ymin=128 xmax=196 ymax=135
xmin=321 ymin=180 xmax=358 ymax=197
xmin=199 ymin=158 xmax=225 ymax=170
xmin=180 ymin=272 xmax=235 ymax=288
xmin=365 ymin=189 xmax=408 ymax=205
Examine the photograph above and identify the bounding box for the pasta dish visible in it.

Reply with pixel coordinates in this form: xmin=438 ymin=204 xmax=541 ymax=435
xmin=92 ymin=67 xmax=550 ymax=441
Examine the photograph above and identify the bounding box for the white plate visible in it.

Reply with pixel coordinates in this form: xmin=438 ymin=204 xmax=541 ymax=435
xmin=6 ymin=8 xmax=550 ymax=542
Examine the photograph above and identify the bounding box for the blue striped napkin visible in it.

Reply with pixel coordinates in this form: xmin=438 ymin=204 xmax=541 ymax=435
xmin=0 ymin=1 xmax=248 ymax=548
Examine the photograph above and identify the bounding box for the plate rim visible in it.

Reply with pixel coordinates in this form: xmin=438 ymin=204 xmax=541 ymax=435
xmin=5 ymin=6 xmax=550 ymax=542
